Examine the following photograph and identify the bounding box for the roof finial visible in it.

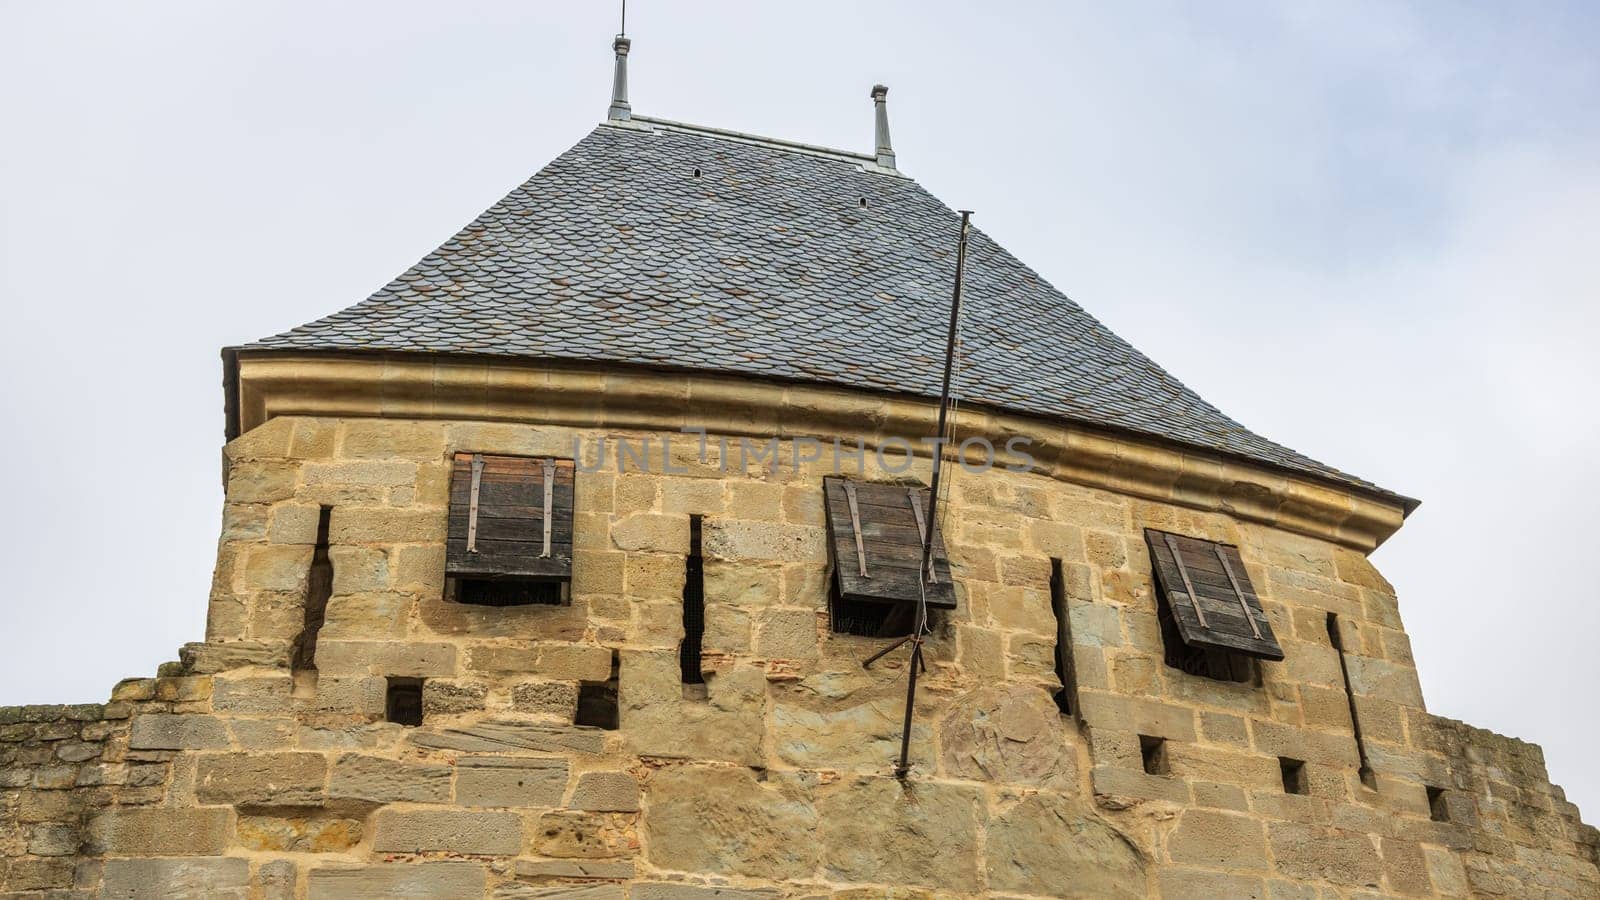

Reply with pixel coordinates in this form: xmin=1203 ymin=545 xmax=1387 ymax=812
xmin=870 ymin=85 xmax=896 ymax=169
xmin=608 ymin=32 xmax=632 ymax=121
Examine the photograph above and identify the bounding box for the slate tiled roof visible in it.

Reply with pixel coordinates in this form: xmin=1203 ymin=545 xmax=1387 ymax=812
xmin=250 ymin=117 xmax=1400 ymax=501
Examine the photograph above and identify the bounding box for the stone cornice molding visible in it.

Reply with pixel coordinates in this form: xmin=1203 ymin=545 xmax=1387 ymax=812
xmin=233 ymin=352 xmax=1408 ymax=552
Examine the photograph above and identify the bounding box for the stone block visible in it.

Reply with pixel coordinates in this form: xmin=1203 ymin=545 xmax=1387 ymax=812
xmin=704 ymin=520 xmax=826 ymax=562
xmin=408 ymin=719 xmax=605 ymax=755
xmin=128 ymin=714 xmax=231 ymax=751
xmin=17 ymin=789 xmax=77 ymax=822
xmin=423 ymin=679 xmax=489 ymax=714
xmin=182 ymin=638 xmax=292 ymax=673
xmin=99 ymin=857 xmax=250 ymax=900
xmin=307 ymin=862 xmax=487 ymax=899
xmin=818 ymin=776 xmax=981 ymax=891
xmin=1069 ymin=601 xmax=1125 ymax=647
xmin=268 ymin=502 xmax=324 ymax=544
xmin=630 ymin=886 xmax=779 ymax=900
xmin=987 ymin=792 xmax=1146 ymax=897
xmin=1090 ymin=765 xmax=1190 ymax=807
xmin=512 ymin=858 xmax=637 ymax=881
xmin=238 ymin=811 xmax=364 ymax=852
xmin=301 ymin=676 xmax=387 ymax=715
xmin=1077 ymin=691 xmax=1197 ymax=741
xmin=538 ymin=643 xmax=614 ymax=681
xmin=27 ymin=822 xmax=80 ymax=855
xmin=703 ymin=560 xmax=781 ymax=607
xmin=495 ymin=885 xmax=625 ymax=900
xmin=329 ymin=753 xmax=452 ymax=803
xmin=956 ymin=625 xmax=1005 ymax=682
xmin=329 ymin=546 xmax=391 ymax=593
xmin=1268 ymin=823 xmax=1382 ymax=887
xmin=3 ymin=856 xmax=75 ymax=890
xmin=512 ymin=680 xmax=580 ymax=720
xmin=457 ymin=756 xmax=569 ymax=807
xmin=1165 ymin=743 xmax=1281 ymax=790
xmin=88 ymin=807 xmax=234 ymax=855
xmin=532 ymin=810 xmax=633 ymax=858
xmin=257 ymin=859 xmax=298 ymax=900
xmin=211 ymin=674 xmax=294 ymax=714
xmin=372 ymin=809 xmax=523 ymax=855
xmin=301 ymin=459 xmax=417 ymax=487
xmin=620 ymin=651 xmax=765 ymax=765
xmin=1381 ymin=837 xmax=1433 ymax=896
xmin=243 ymin=544 xmax=314 ymax=592
xmin=644 ymin=765 xmax=815 ymax=878
xmin=571 ymin=771 xmax=640 ymax=812
xmin=328 ymin=507 xmax=447 ymax=544
xmin=321 ymin=592 xmax=414 ymax=640
xmin=611 ymin=513 xmax=690 ymax=553
xmin=939 ymin=684 xmax=1075 ymax=788
xmin=230 ymin=717 xmax=295 ymax=750
xmin=196 ymin=752 xmax=328 ymax=806
xmin=1156 ymin=868 xmax=1264 ymax=900
xmin=1345 ymin=655 xmax=1425 ymax=707
xmin=1249 ymin=719 xmax=1359 ymax=768
xmin=691 ymin=604 xmax=747 ymax=658
xmin=228 ymin=460 xmax=299 ymax=503
xmin=773 ymin=694 xmax=933 ymax=772
xmin=314 ymin=640 xmax=458 ymax=677
xmin=1167 ymin=809 xmax=1269 ymax=870
xmin=339 ymin=420 xmax=446 ymax=459
xmin=753 ymin=607 xmax=819 ymax=661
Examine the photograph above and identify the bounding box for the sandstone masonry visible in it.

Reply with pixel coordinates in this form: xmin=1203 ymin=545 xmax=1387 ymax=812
xmin=1 ymin=414 xmax=1595 ymax=898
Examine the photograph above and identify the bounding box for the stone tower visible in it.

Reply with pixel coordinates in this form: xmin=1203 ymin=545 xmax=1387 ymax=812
xmin=2 ymin=39 xmax=1596 ymax=900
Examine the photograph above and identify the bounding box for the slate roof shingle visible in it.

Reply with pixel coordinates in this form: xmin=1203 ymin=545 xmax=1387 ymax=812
xmin=249 ymin=117 xmax=1403 ymax=503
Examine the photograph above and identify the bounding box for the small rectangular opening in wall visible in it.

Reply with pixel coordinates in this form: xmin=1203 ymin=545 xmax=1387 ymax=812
xmin=1139 ymin=735 xmax=1168 ymax=776
xmin=575 ymin=649 xmax=620 ymax=730
xmin=1280 ymin=757 xmax=1308 ymax=795
xmin=1047 ymin=558 xmax=1076 ymax=716
xmin=454 ymin=578 xmax=566 ymax=607
xmin=292 ymin=506 xmax=334 ymax=673
xmin=1427 ymin=786 xmax=1450 ymax=822
xmin=385 ymin=677 xmax=423 ymax=727
xmin=680 ymin=515 xmax=706 ymax=685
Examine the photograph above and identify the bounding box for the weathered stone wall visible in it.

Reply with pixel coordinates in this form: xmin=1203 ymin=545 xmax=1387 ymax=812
xmin=3 ymin=413 xmax=1595 ymax=898
xmin=0 ymin=703 xmax=130 ymax=894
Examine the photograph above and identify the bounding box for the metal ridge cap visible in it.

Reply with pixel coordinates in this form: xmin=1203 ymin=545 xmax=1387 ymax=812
xmin=617 ymin=115 xmax=893 ymax=169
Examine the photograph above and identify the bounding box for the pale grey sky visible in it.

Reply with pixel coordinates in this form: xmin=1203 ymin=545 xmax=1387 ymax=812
xmin=2 ymin=2 xmax=1596 ymax=816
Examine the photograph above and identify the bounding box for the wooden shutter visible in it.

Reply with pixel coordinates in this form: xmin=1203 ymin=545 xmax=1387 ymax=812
xmin=1143 ymin=529 xmax=1282 ymax=661
xmin=446 ymin=453 xmax=574 ymax=582
xmin=822 ymin=476 xmax=956 ymax=610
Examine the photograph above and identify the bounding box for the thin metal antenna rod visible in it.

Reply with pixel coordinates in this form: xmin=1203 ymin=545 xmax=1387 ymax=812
xmin=918 ymin=209 xmax=972 ymax=589
xmin=620 ymin=0 xmax=627 ymax=36
xmin=893 ymin=209 xmax=973 ymax=780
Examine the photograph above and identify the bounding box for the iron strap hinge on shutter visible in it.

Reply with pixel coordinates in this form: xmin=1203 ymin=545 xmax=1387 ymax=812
xmin=844 ymin=480 xmax=868 ymax=577
xmin=906 ymin=487 xmax=936 ymax=583
xmin=1214 ymin=545 xmax=1262 ymax=639
xmin=539 ymin=458 xmax=555 ymax=558
xmin=466 ymin=453 xmax=485 ymax=553
xmin=1162 ymin=532 xmax=1209 ymax=629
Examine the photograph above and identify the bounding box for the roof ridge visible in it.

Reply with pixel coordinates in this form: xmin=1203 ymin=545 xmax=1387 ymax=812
xmin=619 ymin=115 xmax=902 ymax=174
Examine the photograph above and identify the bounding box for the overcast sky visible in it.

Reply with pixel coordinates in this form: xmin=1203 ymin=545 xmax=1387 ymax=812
xmin=2 ymin=2 xmax=1596 ymax=816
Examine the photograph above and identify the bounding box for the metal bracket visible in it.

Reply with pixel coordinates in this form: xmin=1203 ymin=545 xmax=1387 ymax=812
xmin=540 ymin=458 xmax=555 ymax=558
xmin=906 ymin=487 xmax=936 ymax=583
xmin=1164 ymin=533 xmax=1208 ymax=629
xmin=467 ymin=454 xmax=484 ymax=553
xmin=844 ymin=481 xmax=868 ymax=577
xmin=1214 ymin=546 xmax=1262 ymax=639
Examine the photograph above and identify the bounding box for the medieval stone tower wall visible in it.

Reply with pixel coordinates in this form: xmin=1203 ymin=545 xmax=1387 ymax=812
xmin=2 ymin=360 xmax=1596 ymax=897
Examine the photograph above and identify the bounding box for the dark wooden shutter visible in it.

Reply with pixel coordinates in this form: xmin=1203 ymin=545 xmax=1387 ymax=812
xmin=822 ymin=477 xmax=956 ymax=610
xmin=1143 ymin=529 xmax=1282 ymax=661
xmin=446 ymin=453 xmax=574 ymax=582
